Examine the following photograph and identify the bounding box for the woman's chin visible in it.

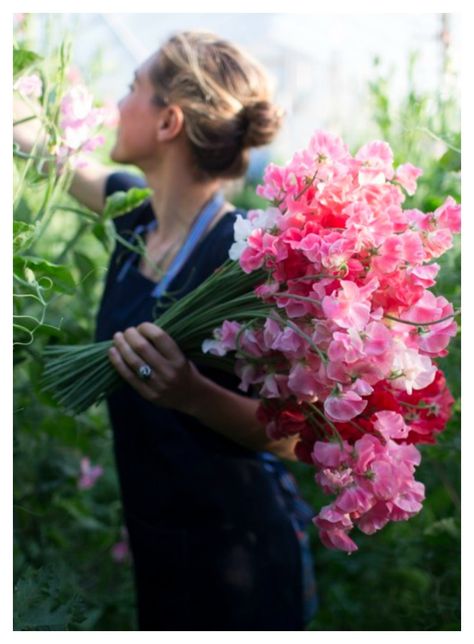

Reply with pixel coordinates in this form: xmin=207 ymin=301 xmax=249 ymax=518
xmin=110 ymin=145 xmax=127 ymax=164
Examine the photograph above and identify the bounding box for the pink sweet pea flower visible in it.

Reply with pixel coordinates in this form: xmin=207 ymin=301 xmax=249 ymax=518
xmin=313 ymin=503 xmax=353 ymax=532
xmin=343 ymin=201 xmax=394 ymax=251
xmin=356 ymin=140 xmax=394 ymax=183
xmin=312 ymin=440 xmax=351 ymax=468
xmin=407 ymin=263 xmax=440 ymax=288
xmin=60 ymin=85 xmax=94 ymax=123
xmin=324 ymin=388 xmax=368 ymax=422
xmin=308 ymin=130 xmax=350 ymax=164
xmin=357 ymin=501 xmax=392 ymax=535
xmin=372 ymin=410 xmax=408 ymax=440
xmin=399 ymin=230 xmax=425 ymax=265
xmin=371 ymin=236 xmax=403 ymax=274
xmin=111 ymin=540 xmax=130 ymax=563
xmin=390 ymin=480 xmax=425 ymax=519
xmin=77 ymin=457 xmax=103 ymax=490
xmin=202 ymin=320 xmax=241 ymax=356
xmin=370 ymin=459 xmax=402 ymax=500
xmin=335 ymin=485 xmax=373 ymax=514
xmin=111 ymin=526 xmax=130 ymax=563
xmin=288 ymin=362 xmax=321 ymax=400
xmin=352 ymin=434 xmax=381 ymax=471
xmin=434 ymin=195 xmax=461 ymax=233
xmin=401 ymin=291 xmax=457 ymax=355
xmin=319 ymin=528 xmax=358 ymax=553
xmin=14 ymin=73 xmax=42 ymax=99
xmin=395 ymin=163 xmax=423 ymax=195
xmin=316 ymin=467 xmax=354 ymax=494
xmin=322 ymin=280 xmax=376 ymax=331
xmin=423 ymin=228 xmax=454 ymax=259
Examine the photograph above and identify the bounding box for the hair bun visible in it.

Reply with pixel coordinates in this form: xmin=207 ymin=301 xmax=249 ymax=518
xmin=241 ymin=100 xmax=284 ymax=148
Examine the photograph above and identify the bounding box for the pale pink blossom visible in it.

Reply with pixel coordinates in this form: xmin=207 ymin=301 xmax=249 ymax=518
xmin=390 ymin=344 xmax=437 ymax=395
xmin=202 ymin=320 xmax=241 ymax=356
xmin=355 ymin=140 xmax=395 ymax=183
xmin=77 ymin=457 xmax=103 ymax=490
xmin=322 ymin=280 xmax=377 ymax=331
xmin=324 ymin=388 xmax=368 ymax=422
xmin=395 ymin=163 xmax=423 ymax=195
xmin=434 ymin=195 xmax=461 ymax=233
xmin=14 ymin=74 xmax=42 ymax=99
xmin=111 ymin=527 xmax=130 ymax=563
xmin=288 ymin=362 xmax=321 ymax=400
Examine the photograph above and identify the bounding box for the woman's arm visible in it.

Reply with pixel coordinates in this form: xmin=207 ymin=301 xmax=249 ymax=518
xmin=183 ymin=374 xmax=299 ymax=462
xmin=109 ymin=323 xmax=299 ymax=462
xmin=13 ymin=95 xmax=111 ymax=215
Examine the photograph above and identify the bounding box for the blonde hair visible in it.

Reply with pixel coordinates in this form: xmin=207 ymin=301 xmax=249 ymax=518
xmin=148 ymin=30 xmax=284 ymax=180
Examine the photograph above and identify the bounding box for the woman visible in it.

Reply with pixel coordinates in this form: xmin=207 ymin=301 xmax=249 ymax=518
xmin=15 ymin=30 xmax=317 ymax=631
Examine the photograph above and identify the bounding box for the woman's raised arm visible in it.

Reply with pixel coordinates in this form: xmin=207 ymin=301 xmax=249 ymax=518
xmin=13 ymin=95 xmax=111 ymax=216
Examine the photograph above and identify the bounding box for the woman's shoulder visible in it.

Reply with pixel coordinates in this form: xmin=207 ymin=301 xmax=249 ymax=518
xmin=105 ymin=170 xmax=147 ymax=196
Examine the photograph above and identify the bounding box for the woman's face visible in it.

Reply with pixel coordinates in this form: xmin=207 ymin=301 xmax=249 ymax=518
xmin=110 ymin=54 xmax=164 ymax=168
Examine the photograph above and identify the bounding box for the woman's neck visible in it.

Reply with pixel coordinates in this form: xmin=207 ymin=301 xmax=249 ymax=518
xmin=142 ymin=160 xmax=222 ymax=244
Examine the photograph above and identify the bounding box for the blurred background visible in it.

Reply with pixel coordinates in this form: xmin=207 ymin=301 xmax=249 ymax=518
xmin=28 ymin=13 xmax=460 ymax=173
xmin=13 ymin=13 xmax=460 ymax=631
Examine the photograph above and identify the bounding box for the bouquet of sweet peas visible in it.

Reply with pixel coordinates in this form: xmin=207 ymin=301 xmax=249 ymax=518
xmin=42 ymin=130 xmax=460 ymax=552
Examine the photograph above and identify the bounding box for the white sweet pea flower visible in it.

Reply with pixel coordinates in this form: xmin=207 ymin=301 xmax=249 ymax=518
xmin=228 ymin=208 xmax=282 ymax=260
xmin=390 ymin=341 xmax=436 ymax=395
xmin=228 ymin=214 xmax=254 ymax=260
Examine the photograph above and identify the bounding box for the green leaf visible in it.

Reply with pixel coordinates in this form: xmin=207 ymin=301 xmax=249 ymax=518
xmin=424 ymin=517 xmax=460 ymax=539
xmin=13 ymin=221 xmax=38 ymax=254
xmin=14 ymin=564 xmax=87 ymax=631
xmin=55 ymin=498 xmax=106 ymax=532
xmin=14 ymin=256 xmax=76 ymax=294
xmin=438 ymin=148 xmax=461 ymax=172
xmin=102 ymin=186 xmax=152 ymax=221
xmin=13 ymin=47 xmax=43 ymax=77
xmin=91 ymin=221 xmax=114 ymax=253
xmin=33 ymin=323 xmax=65 ymax=340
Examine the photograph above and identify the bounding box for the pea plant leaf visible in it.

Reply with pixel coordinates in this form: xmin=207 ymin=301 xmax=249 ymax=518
xmin=102 ymin=187 xmax=152 ymax=221
xmin=13 ymin=221 xmax=38 ymax=254
xmin=13 ymin=47 xmax=43 ymax=77
xmin=14 ymin=256 xmax=76 ymax=294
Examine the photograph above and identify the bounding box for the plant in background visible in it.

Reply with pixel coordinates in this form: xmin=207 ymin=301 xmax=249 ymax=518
xmin=13 ymin=31 xmax=137 ymax=630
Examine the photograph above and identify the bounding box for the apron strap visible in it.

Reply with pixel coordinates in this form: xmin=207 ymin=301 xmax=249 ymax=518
xmin=151 ymin=191 xmax=225 ymax=299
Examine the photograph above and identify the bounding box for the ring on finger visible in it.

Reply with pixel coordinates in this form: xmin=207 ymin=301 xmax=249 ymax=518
xmin=137 ymin=363 xmax=153 ymax=381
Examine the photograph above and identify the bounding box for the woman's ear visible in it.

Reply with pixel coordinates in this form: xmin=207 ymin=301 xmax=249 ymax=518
xmin=156 ymin=105 xmax=185 ymax=142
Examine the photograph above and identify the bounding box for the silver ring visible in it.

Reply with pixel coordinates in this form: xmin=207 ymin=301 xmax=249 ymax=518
xmin=137 ymin=363 xmax=153 ymax=381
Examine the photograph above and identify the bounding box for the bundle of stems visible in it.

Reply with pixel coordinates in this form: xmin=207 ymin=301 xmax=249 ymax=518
xmin=42 ymin=260 xmax=270 ymax=415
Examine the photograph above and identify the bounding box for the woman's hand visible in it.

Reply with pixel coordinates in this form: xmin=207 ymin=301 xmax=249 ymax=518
xmin=108 ymin=322 xmax=202 ymax=412
xmin=108 ymin=322 xmax=298 ymax=459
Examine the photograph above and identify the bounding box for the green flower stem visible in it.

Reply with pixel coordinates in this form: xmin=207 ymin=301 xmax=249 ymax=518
xmin=307 ymin=402 xmax=343 ymax=446
xmin=384 ymin=310 xmax=460 ymax=326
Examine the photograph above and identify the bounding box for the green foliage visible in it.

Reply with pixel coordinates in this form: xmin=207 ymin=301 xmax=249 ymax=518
xmin=102 ymin=187 xmax=153 ymax=221
xmin=13 ymin=47 xmax=43 ymax=77
xmin=13 ymin=34 xmax=137 ymax=630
